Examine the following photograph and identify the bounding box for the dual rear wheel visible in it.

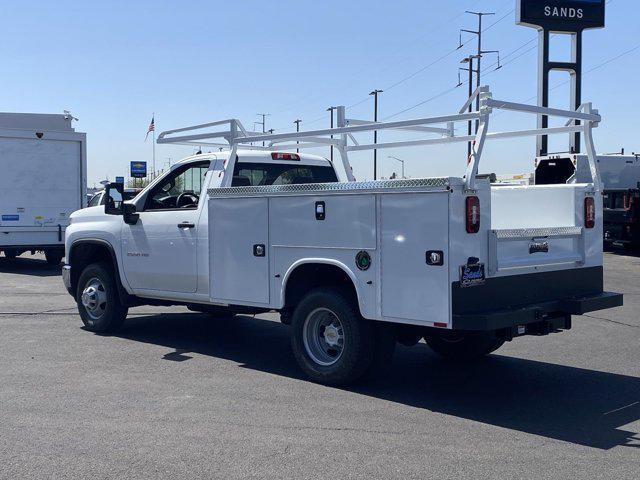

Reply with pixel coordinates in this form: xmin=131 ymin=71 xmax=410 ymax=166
xmin=290 ymin=288 xmax=504 ymax=384
xmin=290 ymin=287 xmax=395 ymax=386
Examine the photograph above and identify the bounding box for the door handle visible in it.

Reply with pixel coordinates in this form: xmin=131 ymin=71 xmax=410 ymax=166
xmin=177 ymin=222 xmax=195 ymax=229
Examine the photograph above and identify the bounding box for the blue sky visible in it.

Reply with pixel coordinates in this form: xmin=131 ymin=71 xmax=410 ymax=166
xmin=1 ymin=0 xmax=637 ymax=185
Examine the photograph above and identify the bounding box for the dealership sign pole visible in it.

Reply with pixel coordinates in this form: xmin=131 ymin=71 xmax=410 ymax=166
xmin=516 ymin=0 xmax=605 ymax=156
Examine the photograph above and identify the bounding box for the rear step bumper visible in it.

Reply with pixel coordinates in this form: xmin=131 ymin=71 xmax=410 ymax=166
xmin=453 ymin=291 xmax=623 ymax=331
xmin=451 ymin=266 xmax=623 ymax=331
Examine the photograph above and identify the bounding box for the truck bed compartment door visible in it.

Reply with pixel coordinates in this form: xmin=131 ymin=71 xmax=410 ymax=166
xmin=488 ymin=226 xmax=585 ymax=274
xmin=210 ymin=197 xmax=270 ymax=305
xmin=380 ymin=193 xmax=449 ymax=324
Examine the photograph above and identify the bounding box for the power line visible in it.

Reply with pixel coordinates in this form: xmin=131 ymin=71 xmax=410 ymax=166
xmin=276 ymin=3 xmax=515 ymax=129
xmin=363 ymin=6 xmax=513 ymax=100
xmin=383 ymin=85 xmax=460 ymax=120
xmin=492 ymin=42 xmax=640 ymax=115
xmin=270 ymin=2 xmax=485 ymax=120
xmin=383 ymin=38 xmax=640 ymax=123
xmin=483 ymin=8 xmax=515 ymax=32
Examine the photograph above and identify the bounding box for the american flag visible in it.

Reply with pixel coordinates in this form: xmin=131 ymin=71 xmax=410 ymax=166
xmin=145 ymin=116 xmax=155 ymax=140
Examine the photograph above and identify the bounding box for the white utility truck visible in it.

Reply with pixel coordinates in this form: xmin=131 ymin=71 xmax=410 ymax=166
xmin=0 ymin=112 xmax=86 ymax=264
xmin=63 ymin=87 xmax=622 ymax=385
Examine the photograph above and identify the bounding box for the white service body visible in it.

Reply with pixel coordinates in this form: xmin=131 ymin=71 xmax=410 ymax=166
xmin=0 ymin=112 xmax=86 ymax=251
xmin=65 ymin=150 xmax=601 ymax=330
xmin=206 ymin=171 xmax=600 ymax=328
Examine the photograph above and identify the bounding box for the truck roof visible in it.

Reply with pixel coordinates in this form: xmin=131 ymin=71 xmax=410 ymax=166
xmin=173 ymin=150 xmax=333 ymax=167
xmin=0 ymin=112 xmax=75 ymax=131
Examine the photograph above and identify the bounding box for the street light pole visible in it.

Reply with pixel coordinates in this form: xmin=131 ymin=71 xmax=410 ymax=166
xmin=326 ymin=107 xmax=337 ymax=161
xmin=388 ymin=155 xmax=405 ymax=179
xmin=293 ymin=119 xmax=302 ymax=153
xmin=369 ymin=89 xmax=383 ymax=180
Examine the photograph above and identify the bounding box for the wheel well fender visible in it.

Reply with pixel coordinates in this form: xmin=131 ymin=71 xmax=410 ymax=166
xmin=68 ymin=239 xmax=129 ymax=302
xmin=281 ymin=259 xmax=363 ymax=313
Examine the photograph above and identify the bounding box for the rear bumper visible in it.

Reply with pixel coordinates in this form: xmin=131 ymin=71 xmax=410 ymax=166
xmin=453 ymin=291 xmax=623 ymax=331
xmin=451 ymin=266 xmax=623 ymax=331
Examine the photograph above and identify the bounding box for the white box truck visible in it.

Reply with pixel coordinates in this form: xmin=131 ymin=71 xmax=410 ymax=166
xmin=0 ymin=112 xmax=86 ymax=264
xmin=62 ymin=87 xmax=622 ymax=385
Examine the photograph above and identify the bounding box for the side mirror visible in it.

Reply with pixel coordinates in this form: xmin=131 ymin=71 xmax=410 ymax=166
xmin=123 ymin=202 xmax=139 ymax=225
xmin=104 ymin=183 xmax=139 ymax=225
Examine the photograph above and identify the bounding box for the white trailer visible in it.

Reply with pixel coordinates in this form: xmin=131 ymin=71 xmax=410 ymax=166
xmin=0 ymin=112 xmax=86 ymax=264
xmin=63 ymin=87 xmax=622 ymax=385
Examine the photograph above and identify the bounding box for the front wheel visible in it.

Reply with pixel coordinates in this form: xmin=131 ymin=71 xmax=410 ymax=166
xmin=76 ymin=262 xmax=128 ymax=333
xmin=425 ymin=333 xmax=504 ymax=361
xmin=290 ymin=287 xmax=394 ymax=386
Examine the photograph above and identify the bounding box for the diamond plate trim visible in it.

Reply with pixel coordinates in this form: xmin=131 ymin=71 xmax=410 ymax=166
xmin=493 ymin=226 xmax=583 ymax=239
xmin=207 ymin=177 xmax=450 ymax=196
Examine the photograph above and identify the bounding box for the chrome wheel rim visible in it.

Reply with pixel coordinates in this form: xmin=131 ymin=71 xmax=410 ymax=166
xmin=303 ymin=307 xmax=345 ymax=366
xmin=81 ymin=277 xmax=108 ymax=320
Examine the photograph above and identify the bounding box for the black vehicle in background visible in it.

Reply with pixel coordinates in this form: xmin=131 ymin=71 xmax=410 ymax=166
xmin=535 ymin=153 xmax=640 ymax=250
xmin=603 ymin=189 xmax=640 ymax=249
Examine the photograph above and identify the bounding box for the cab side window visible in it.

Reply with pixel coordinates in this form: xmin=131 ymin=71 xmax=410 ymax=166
xmin=145 ymin=161 xmax=210 ymax=211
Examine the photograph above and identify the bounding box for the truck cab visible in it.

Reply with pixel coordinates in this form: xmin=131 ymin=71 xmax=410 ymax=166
xmin=64 ymin=150 xmax=339 ymax=304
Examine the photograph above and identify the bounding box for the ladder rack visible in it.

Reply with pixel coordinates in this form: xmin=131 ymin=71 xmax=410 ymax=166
xmin=157 ymin=86 xmax=602 ymax=190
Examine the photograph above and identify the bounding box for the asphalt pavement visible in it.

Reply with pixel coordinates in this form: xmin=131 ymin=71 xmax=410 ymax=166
xmin=0 ymin=252 xmax=638 ymax=479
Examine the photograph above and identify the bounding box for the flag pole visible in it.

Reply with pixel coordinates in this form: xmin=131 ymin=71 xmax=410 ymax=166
xmin=152 ymin=112 xmax=156 ymax=180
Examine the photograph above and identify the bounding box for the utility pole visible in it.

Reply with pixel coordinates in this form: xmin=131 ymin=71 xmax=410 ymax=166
xmin=326 ymin=106 xmax=337 ymax=161
xmin=460 ymin=12 xmax=500 ymax=132
xmin=256 ymin=113 xmax=270 ymax=147
xmin=369 ymin=89 xmax=383 ymax=180
xmin=293 ymin=119 xmax=302 ymax=153
xmin=459 ymin=55 xmax=479 ymax=158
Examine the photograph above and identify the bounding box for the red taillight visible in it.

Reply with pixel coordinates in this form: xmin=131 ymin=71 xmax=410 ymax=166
xmin=271 ymin=152 xmax=300 ymax=161
xmin=584 ymin=196 xmax=595 ymax=229
xmin=465 ymin=196 xmax=480 ymax=234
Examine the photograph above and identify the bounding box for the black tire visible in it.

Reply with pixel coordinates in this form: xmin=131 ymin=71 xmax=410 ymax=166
xmin=76 ymin=262 xmax=128 ymax=333
xmin=3 ymin=248 xmax=18 ymax=260
xmin=425 ymin=333 xmax=504 ymax=361
xmin=44 ymin=249 xmax=64 ymax=266
xmin=290 ymin=287 xmax=393 ymax=386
